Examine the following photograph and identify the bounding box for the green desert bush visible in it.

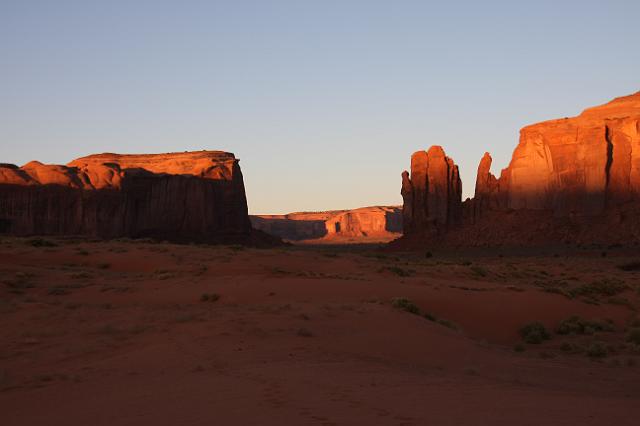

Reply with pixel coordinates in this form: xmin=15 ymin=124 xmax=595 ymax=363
xmin=560 ymin=342 xmax=583 ymax=354
xmin=296 ymin=328 xmax=313 ymax=337
xmin=519 ymin=322 xmax=551 ymax=344
xmin=569 ymin=278 xmax=628 ymax=298
xmin=391 ymin=297 xmax=420 ymax=315
xmin=513 ymin=343 xmax=525 ymax=352
xmin=556 ymin=316 xmax=614 ymax=335
xmin=618 ymin=261 xmax=640 ymax=272
xmin=200 ymin=293 xmax=220 ymax=302
xmin=469 ymin=265 xmax=488 ymax=277
xmin=26 ymin=238 xmax=57 ymax=247
xmin=423 ymin=312 xmax=458 ymax=330
xmin=382 ymin=266 xmax=414 ymax=277
xmin=586 ymin=341 xmax=608 ymax=358
xmin=626 ymin=328 xmax=640 ymax=345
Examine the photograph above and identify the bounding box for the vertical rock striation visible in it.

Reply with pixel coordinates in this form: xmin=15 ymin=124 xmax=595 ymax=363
xmin=399 ymin=91 xmax=640 ymax=246
xmin=401 ymin=146 xmax=462 ymax=237
xmin=0 ymin=151 xmax=270 ymax=244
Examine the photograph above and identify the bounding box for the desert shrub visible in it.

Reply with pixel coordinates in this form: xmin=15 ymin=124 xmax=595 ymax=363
xmin=174 ymin=313 xmax=198 ymax=323
xmin=560 ymin=342 xmax=583 ymax=354
xmin=423 ymin=312 xmax=437 ymax=321
xmin=607 ymin=296 xmax=635 ymax=309
xmin=26 ymin=238 xmax=57 ymax=247
xmin=423 ymin=312 xmax=458 ymax=330
xmin=436 ymin=318 xmax=458 ymax=330
xmin=513 ymin=343 xmax=525 ymax=352
xmin=618 ymin=261 xmax=640 ymax=272
xmin=70 ymin=271 xmax=91 ymax=279
xmin=382 ymin=266 xmax=414 ymax=277
xmin=391 ymin=297 xmax=420 ymax=314
xmin=569 ymin=278 xmax=628 ymax=298
xmin=48 ymin=287 xmax=70 ymax=296
xmin=519 ymin=322 xmax=551 ymax=344
xmin=200 ymin=293 xmax=220 ymax=302
xmin=297 ymin=328 xmax=313 ymax=337
xmin=556 ymin=316 xmax=614 ymax=335
xmin=425 ymin=251 xmax=433 ymax=258
xmin=469 ymin=265 xmax=488 ymax=277
xmin=626 ymin=328 xmax=640 ymax=345
xmin=586 ymin=341 xmax=608 ymax=358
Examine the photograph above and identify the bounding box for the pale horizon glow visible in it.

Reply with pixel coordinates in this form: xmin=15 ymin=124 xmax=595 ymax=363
xmin=1 ymin=1 xmax=639 ymax=214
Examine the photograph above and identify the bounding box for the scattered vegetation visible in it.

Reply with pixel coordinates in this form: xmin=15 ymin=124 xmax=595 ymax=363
xmin=47 ymin=287 xmax=70 ymax=296
xmin=586 ymin=341 xmax=608 ymax=358
xmin=200 ymin=293 xmax=220 ymax=302
xmin=618 ymin=261 xmax=640 ymax=272
xmin=519 ymin=322 xmax=551 ymax=344
xmin=323 ymin=252 xmax=340 ymax=258
xmin=570 ymin=278 xmax=628 ymax=298
xmin=423 ymin=312 xmax=459 ymax=330
xmin=536 ymin=277 xmax=629 ymax=301
xmin=296 ymin=327 xmax=313 ymax=337
xmin=70 ymin=271 xmax=91 ymax=279
xmin=626 ymin=328 xmax=640 ymax=345
xmin=560 ymin=342 xmax=583 ymax=354
xmin=154 ymin=269 xmax=175 ymax=280
xmin=556 ymin=316 xmax=614 ymax=335
xmin=391 ymin=297 xmax=420 ymax=314
xmin=26 ymin=238 xmax=57 ymax=247
xmin=2 ymin=272 xmax=36 ymax=293
xmin=513 ymin=343 xmax=525 ymax=352
xmin=469 ymin=265 xmax=488 ymax=277
xmin=174 ymin=313 xmax=198 ymax=323
xmin=607 ymin=296 xmax=636 ymax=310
xmin=380 ymin=266 xmax=415 ymax=277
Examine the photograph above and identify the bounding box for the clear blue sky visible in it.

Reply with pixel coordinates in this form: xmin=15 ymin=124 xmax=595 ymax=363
xmin=1 ymin=1 xmax=638 ymax=214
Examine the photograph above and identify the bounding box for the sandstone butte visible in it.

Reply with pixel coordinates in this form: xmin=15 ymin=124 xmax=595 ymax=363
xmin=0 ymin=151 xmax=276 ymax=245
xmin=251 ymin=206 xmax=402 ymax=243
xmin=399 ymin=91 xmax=640 ymax=247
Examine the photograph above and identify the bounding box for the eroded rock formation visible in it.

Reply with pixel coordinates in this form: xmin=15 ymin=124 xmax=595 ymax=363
xmin=399 ymin=91 xmax=640 ymax=246
xmin=401 ymin=146 xmax=462 ymax=236
xmin=251 ymin=206 xmax=402 ymax=242
xmin=0 ymin=151 xmax=272 ymax=244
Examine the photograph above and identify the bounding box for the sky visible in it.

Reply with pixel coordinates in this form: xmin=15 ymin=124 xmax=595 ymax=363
xmin=1 ymin=1 xmax=639 ymax=214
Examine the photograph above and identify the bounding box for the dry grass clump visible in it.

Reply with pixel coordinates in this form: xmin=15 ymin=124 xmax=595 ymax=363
xmin=519 ymin=322 xmax=551 ymax=344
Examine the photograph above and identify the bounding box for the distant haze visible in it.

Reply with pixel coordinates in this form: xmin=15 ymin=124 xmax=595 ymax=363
xmin=1 ymin=1 xmax=639 ymax=214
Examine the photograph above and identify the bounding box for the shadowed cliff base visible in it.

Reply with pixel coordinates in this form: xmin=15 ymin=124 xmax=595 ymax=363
xmin=0 ymin=151 xmax=282 ymax=247
xmin=397 ymin=91 xmax=640 ymax=249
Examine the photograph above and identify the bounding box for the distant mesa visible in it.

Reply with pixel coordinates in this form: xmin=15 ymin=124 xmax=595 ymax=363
xmin=0 ymin=151 xmax=278 ymax=245
xmin=251 ymin=206 xmax=402 ymax=243
xmin=397 ymin=91 xmax=640 ymax=247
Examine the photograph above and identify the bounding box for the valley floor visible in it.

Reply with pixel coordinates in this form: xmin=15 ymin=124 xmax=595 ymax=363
xmin=1 ymin=238 xmax=639 ymax=425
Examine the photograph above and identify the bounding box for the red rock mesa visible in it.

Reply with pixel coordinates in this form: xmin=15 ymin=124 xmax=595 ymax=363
xmin=0 ymin=151 xmax=273 ymax=244
xmin=251 ymin=206 xmax=402 ymax=243
xmin=399 ymin=92 xmax=640 ymax=246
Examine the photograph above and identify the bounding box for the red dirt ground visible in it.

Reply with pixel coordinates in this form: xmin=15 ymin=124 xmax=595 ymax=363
xmin=1 ymin=238 xmax=639 ymax=425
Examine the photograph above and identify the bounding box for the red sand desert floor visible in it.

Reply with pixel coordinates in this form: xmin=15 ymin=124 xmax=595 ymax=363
xmin=1 ymin=238 xmax=640 ymax=425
